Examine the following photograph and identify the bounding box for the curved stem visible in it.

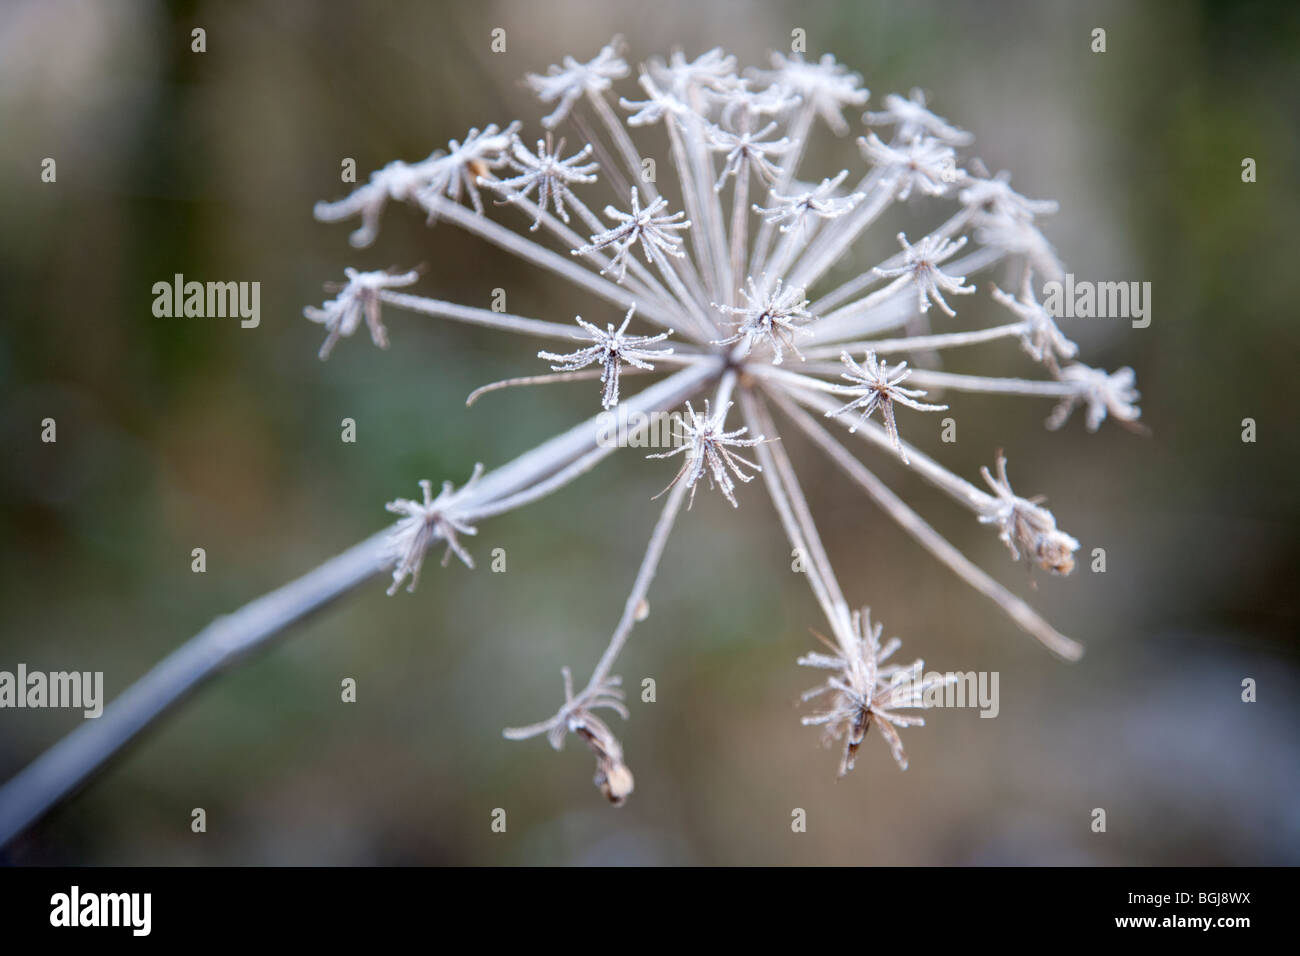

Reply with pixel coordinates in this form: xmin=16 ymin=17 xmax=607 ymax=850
xmin=0 ymin=531 xmax=391 ymax=848
xmin=0 ymin=361 xmax=721 ymax=847
xmin=466 ymin=368 xmax=643 ymax=408
xmin=577 ymin=370 xmax=737 ymax=693
xmin=584 ymin=469 xmax=691 ymax=694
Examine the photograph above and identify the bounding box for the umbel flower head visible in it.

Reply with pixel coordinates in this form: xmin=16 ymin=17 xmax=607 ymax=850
xmin=799 ymin=606 xmax=955 ymax=774
xmin=481 ymin=133 xmax=599 ymax=230
xmin=647 ymin=399 xmax=765 ymax=508
xmin=873 ymin=232 xmax=975 ymax=317
xmin=825 ymin=351 xmax=949 ymax=463
xmin=307 ymin=38 xmax=1143 ymax=802
xmin=574 ymin=186 xmax=690 ymax=282
xmin=978 ymin=452 xmax=1079 ymax=575
xmin=384 ymin=465 xmax=483 ymax=593
xmin=302 ymin=267 xmax=419 ymax=359
xmin=313 ymin=124 xmax=518 ymax=246
xmin=537 ymin=305 xmax=674 ymax=409
xmin=712 ymin=275 xmax=813 ymax=364
xmin=753 ymin=169 xmax=865 ymax=235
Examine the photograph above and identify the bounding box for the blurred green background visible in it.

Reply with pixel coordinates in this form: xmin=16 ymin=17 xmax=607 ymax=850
xmin=1 ymin=0 xmax=1297 ymax=865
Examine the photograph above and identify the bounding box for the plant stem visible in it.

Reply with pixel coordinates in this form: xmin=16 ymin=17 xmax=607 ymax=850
xmin=0 ymin=531 xmax=391 ymax=849
xmin=0 ymin=362 xmax=722 ymax=848
xmin=765 ymin=387 xmax=1084 ymax=661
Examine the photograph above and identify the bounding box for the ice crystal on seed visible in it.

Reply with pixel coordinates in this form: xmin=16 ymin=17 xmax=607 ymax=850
xmin=755 ymin=52 xmax=869 ymax=134
xmin=978 ymin=453 xmax=1079 ymax=575
xmin=962 ymin=169 xmax=1065 ymax=281
xmin=874 ymin=232 xmax=975 ymax=317
xmin=1047 ymin=364 xmax=1142 ymax=433
xmin=415 ymin=123 xmax=519 ymax=217
xmin=619 ymin=73 xmax=690 ymax=127
xmin=959 ymin=169 xmax=1059 ymax=223
xmin=537 ymin=305 xmax=674 ymax=409
xmin=482 ymin=134 xmax=599 ymax=230
xmin=312 ymin=125 xmax=517 ymax=245
xmin=312 ymin=159 xmax=434 ymax=249
xmin=303 ymin=268 xmax=419 ymax=359
xmin=799 ymin=608 xmax=952 ymax=774
xmin=752 ymin=170 xmax=865 ymax=234
xmin=825 ymin=351 xmax=948 ymax=462
xmin=864 ymin=88 xmax=973 ymax=146
xmin=384 ymin=465 xmax=484 ymax=593
xmin=712 ymin=275 xmax=814 ymax=365
xmin=991 ymin=270 xmax=1078 ymax=368
xmin=711 ymin=78 xmax=802 ymax=128
xmin=575 ymin=187 xmax=690 ymax=282
xmin=859 ymin=133 xmax=961 ymax=200
xmin=527 ymin=39 xmax=630 ymax=128
xmin=648 ymin=400 xmax=765 ymax=508
xmin=707 ymin=121 xmax=791 ymax=188
xmin=656 ymin=47 xmax=739 ymax=97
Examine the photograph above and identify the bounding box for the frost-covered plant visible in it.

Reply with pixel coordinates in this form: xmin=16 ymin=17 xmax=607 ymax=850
xmin=307 ymin=38 xmax=1141 ymax=803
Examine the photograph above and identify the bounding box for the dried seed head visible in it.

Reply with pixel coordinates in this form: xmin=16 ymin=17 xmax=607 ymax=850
xmin=1047 ymin=364 xmax=1142 ymax=433
xmin=753 ymin=169 xmax=865 ymax=235
xmin=978 ymin=453 xmax=1079 ymax=575
xmin=755 ymin=52 xmax=869 ymax=134
xmin=573 ymin=716 xmax=635 ymax=806
xmin=538 ymin=305 xmax=673 ymax=408
xmin=825 ymin=351 xmax=948 ymax=462
xmin=307 ymin=37 xmax=1143 ymax=804
xmin=859 ymin=132 xmax=961 ymax=200
xmin=990 ymin=269 xmax=1078 ymax=369
xmin=648 ymin=400 xmax=765 ymax=508
xmin=574 ymin=187 xmax=691 ymax=283
xmin=864 ymin=88 xmax=972 ymax=145
xmin=873 ymin=232 xmax=976 ymax=317
xmin=527 ymin=38 xmax=630 ymax=127
xmin=798 ymin=607 xmax=951 ymax=775
xmin=480 ymin=133 xmax=600 ymax=230
xmin=712 ymin=275 xmax=814 ymax=365
xmin=383 ymin=465 xmax=484 ymax=593
xmin=304 ymin=268 xmax=419 ymax=359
